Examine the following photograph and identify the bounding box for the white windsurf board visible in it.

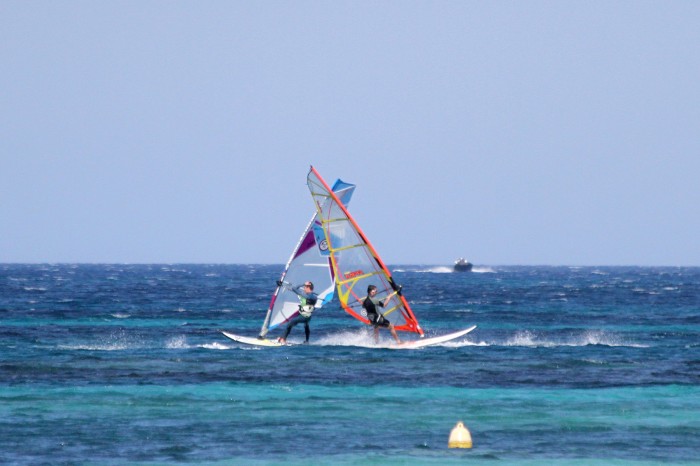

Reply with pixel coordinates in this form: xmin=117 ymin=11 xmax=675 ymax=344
xmin=391 ymin=325 xmax=477 ymax=349
xmin=221 ymin=331 xmax=284 ymax=347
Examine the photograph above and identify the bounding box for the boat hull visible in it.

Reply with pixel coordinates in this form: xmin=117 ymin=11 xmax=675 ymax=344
xmin=453 ymin=261 xmax=473 ymax=272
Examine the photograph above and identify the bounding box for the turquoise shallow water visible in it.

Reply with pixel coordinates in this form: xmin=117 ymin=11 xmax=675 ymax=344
xmin=1 ymin=264 xmax=699 ymax=464
xmin=2 ymin=383 xmax=699 ymax=464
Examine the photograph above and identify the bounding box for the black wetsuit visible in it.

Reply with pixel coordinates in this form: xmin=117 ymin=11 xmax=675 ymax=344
xmin=281 ymin=287 xmax=318 ymax=342
xmin=362 ymin=296 xmax=390 ymax=328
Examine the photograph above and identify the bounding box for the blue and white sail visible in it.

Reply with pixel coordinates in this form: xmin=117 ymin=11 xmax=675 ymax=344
xmin=259 ymin=179 xmax=356 ymax=337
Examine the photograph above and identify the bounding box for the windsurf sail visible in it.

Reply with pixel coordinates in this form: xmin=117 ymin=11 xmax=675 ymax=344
xmin=307 ymin=166 xmax=424 ymax=336
xmin=259 ymin=179 xmax=356 ymax=338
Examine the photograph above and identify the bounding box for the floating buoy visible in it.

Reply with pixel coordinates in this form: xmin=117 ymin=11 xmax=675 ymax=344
xmin=448 ymin=421 xmax=472 ymax=448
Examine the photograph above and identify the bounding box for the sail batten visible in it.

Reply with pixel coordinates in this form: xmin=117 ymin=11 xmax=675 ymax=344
xmin=307 ymin=166 xmax=424 ymax=336
xmin=330 ymin=243 xmax=366 ymax=254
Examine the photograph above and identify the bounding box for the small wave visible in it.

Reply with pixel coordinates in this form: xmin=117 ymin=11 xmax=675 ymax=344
xmin=200 ymin=342 xmax=230 ymax=350
xmin=315 ymin=330 xmax=378 ymax=347
xmin=499 ymin=330 xmax=649 ymax=348
xmin=472 ymin=266 xmax=496 ymax=273
xmin=428 ymin=266 xmax=453 ymax=273
xmin=161 ymin=267 xmax=188 ymax=273
xmin=59 ymin=330 xmax=145 ymax=351
xmin=451 ymin=308 xmax=473 ymax=314
xmin=59 ymin=344 xmax=117 ymax=351
xmin=166 ymin=336 xmax=190 ymax=349
xmin=111 ymin=313 xmax=130 ymax=319
xmin=59 ymin=341 xmax=131 ymax=351
xmin=395 ymin=266 xmax=451 ymax=273
xmin=576 ymin=330 xmax=649 ymax=348
xmin=398 ymin=266 xmax=497 ymax=274
xmin=169 ymin=336 xmax=232 ymax=350
xmin=581 ymin=358 xmax=607 ymax=365
xmin=505 ymin=330 xmax=543 ymax=347
xmin=443 ymin=338 xmax=488 ymax=348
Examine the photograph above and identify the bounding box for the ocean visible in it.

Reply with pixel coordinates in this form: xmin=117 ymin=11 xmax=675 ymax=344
xmin=1 ymin=264 xmax=698 ymax=465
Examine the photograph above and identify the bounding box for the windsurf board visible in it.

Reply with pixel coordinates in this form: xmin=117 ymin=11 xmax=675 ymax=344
xmin=221 ymin=331 xmax=285 ymax=347
xmin=391 ymin=325 xmax=477 ymax=349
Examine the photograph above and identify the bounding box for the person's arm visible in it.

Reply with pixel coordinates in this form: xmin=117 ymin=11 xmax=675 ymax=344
xmin=275 ymin=281 xmax=305 ymax=297
xmin=293 ymin=286 xmax=317 ymax=301
xmin=382 ymin=289 xmax=400 ymax=307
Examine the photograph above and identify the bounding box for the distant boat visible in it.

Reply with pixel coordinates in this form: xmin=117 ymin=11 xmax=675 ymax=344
xmin=453 ymin=258 xmax=473 ymax=272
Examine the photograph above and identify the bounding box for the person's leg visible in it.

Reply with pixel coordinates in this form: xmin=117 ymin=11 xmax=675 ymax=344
xmin=389 ymin=323 xmax=401 ymax=344
xmin=279 ymin=317 xmax=299 ymax=342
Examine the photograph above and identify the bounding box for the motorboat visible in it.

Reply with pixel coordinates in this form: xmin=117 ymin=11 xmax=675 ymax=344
xmin=453 ymin=258 xmax=473 ymax=272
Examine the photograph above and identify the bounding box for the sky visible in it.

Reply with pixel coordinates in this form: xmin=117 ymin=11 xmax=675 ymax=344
xmin=1 ymin=1 xmax=699 ymax=266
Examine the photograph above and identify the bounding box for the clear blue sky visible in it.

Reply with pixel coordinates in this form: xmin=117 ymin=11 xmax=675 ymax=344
xmin=2 ymin=1 xmax=698 ymax=266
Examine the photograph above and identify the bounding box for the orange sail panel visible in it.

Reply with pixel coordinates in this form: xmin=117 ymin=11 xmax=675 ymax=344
xmin=307 ymin=166 xmax=424 ymax=336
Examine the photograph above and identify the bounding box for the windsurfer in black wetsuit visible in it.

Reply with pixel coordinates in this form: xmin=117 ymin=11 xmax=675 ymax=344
xmin=278 ymin=281 xmax=318 ymax=344
xmin=362 ymin=284 xmax=402 ymax=344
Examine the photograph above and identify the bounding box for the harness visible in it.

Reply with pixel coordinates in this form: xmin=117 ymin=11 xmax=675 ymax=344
xmin=298 ymin=294 xmax=317 ymax=318
xmin=363 ymin=296 xmax=384 ymax=324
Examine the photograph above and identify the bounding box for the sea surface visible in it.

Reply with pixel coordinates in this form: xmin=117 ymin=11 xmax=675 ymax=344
xmin=1 ymin=264 xmax=699 ymax=465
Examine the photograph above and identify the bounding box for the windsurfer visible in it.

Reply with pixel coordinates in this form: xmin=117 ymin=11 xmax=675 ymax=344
xmin=277 ymin=281 xmax=318 ymax=344
xmin=362 ymin=285 xmax=402 ymax=344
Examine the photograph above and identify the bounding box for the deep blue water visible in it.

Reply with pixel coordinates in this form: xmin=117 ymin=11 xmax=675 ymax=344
xmin=1 ymin=264 xmax=699 ymax=464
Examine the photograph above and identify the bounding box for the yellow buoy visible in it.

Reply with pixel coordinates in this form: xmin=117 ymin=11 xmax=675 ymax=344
xmin=448 ymin=421 xmax=472 ymax=448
